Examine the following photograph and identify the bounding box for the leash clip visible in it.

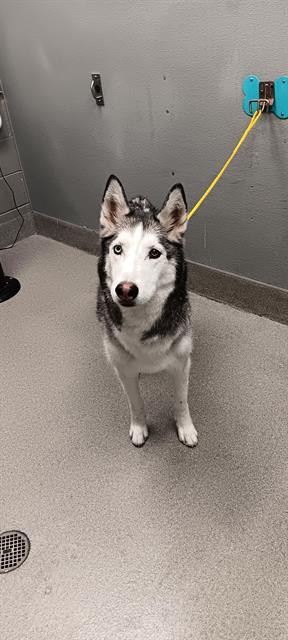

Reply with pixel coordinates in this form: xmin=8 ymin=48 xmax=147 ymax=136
xmin=249 ymin=80 xmax=274 ymax=114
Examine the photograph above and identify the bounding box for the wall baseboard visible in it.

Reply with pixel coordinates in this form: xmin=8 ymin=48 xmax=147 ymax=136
xmin=0 ymin=205 xmax=35 ymax=249
xmin=26 ymin=212 xmax=288 ymax=325
xmin=187 ymin=261 xmax=288 ymax=325
xmin=34 ymin=210 xmax=100 ymax=255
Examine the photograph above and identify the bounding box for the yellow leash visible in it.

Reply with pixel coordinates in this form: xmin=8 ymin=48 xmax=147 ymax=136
xmin=186 ymin=109 xmax=263 ymax=221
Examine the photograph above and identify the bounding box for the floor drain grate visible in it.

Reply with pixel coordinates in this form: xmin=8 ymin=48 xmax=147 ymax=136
xmin=0 ymin=531 xmax=30 ymax=573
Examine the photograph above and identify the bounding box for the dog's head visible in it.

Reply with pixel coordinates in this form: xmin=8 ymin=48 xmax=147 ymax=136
xmin=99 ymin=175 xmax=188 ymax=307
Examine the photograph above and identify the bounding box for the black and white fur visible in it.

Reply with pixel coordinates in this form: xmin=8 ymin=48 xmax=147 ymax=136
xmin=97 ymin=175 xmax=198 ymax=448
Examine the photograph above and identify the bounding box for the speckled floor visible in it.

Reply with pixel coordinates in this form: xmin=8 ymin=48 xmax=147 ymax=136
xmin=1 ymin=235 xmax=288 ymax=640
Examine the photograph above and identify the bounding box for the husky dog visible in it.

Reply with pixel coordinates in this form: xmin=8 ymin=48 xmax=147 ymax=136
xmin=97 ymin=175 xmax=198 ymax=448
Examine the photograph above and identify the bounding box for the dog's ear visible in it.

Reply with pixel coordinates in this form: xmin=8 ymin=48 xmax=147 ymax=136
xmin=157 ymin=184 xmax=187 ymax=242
xmin=100 ymin=175 xmax=130 ymax=237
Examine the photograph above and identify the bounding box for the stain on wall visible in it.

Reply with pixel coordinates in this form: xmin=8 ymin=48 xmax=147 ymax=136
xmin=0 ymin=0 xmax=287 ymax=287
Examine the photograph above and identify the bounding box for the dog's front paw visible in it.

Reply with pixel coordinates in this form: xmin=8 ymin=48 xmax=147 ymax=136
xmin=177 ymin=422 xmax=198 ymax=448
xmin=129 ymin=424 xmax=148 ymax=447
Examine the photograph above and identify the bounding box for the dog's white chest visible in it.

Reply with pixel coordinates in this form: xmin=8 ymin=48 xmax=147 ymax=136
xmin=113 ymin=321 xmax=174 ymax=373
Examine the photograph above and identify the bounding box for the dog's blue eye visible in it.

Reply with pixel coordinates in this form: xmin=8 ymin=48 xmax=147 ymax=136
xmin=113 ymin=245 xmax=122 ymax=255
xmin=149 ymin=248 xmax=161 ymax=259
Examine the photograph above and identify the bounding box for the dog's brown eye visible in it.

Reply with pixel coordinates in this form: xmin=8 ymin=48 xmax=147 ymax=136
xmin=149 ymin=248 xmax=161 ymax=259
xmin=113 ymin=244 xmax=122 ymax=255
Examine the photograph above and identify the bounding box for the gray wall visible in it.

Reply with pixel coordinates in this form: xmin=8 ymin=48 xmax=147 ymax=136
xmin=0 ymin=85 xmax=32 ymax=247
xmin=0 ymin=0 xmax=287 ymax=288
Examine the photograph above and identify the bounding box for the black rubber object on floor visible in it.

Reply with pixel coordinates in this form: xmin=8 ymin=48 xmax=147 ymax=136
xmin=0 ymin=261 xmax=21 ymax=303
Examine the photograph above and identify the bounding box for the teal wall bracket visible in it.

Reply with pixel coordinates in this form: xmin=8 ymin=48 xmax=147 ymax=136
xmin=242 ymin=75 xmax=288 ymax=119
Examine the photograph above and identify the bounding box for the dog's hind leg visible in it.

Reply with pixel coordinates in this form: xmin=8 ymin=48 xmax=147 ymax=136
xmin=115 ymin=368 xmax=148 ymax=447
xmin=170 ymin=355 xmax=198 ymax=448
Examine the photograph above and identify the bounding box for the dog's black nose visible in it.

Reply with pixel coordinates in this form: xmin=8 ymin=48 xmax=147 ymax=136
xmin=116 ymin=282 xmax=139 ymax=303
